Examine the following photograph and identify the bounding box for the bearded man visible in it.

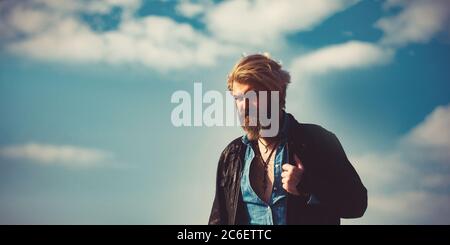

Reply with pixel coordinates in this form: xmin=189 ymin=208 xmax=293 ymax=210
xmin=208 ymin=54 xmax=367 ymax=225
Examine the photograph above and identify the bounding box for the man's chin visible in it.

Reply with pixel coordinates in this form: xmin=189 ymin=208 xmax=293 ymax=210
xmin=242 ymin=127 xmax=260 ymax=141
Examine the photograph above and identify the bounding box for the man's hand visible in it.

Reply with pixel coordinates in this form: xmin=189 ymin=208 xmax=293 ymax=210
xmin=281 ymin=154 xmax=304 ymax=196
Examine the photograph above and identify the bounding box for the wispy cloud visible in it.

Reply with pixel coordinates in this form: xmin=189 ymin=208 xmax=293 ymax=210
xmin=175 ymin=0 xmax=213 ymax=18
xmin=0 ymin=0 xmax=237 ymax=71
xmin=366 ymin=191 xmax=450 ymax=225
xmin=0 ymin=0 xmax=360 ymax=71
xmin=289 ymin=41 xmax=393 ymax=82
xmin=376 ymin=0 xmax=450 ymax=47
xmin=402 ymin=104 xmax=450 ymax=163
xmin=0 ymin=142 xmax=113 ymax=168
xmin=203 ymin=0 xmax=359 ymax=46
xmin=345 ymin=104 xmax=450 ymax=224
xmin=288 ymin=0 xmax=450 ymax=83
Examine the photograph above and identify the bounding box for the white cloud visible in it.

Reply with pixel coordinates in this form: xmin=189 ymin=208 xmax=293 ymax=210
xmin=5 ymin=4 xmax=56 ymax=35
xmin=396 ymin=104 xmax=450 ymax=164
xmin=0 ymin=142 xmax=113 ymax=168
xmin=404 ymin=104 xmax=450 ymax=152
xmin=376 ymin=0 xmax=450 ymax=47
xmin=422 ymin=174 xmax=450 ymax=189
xmin=203 ymin=0 xmax=359 ymax=46
xmin=1 ymin=0 xmax=238 ymax=71
xmin=363 ymin=191 xmax=450 ymax=225
xmin=345 ymin=104 xmax=450 ymax=224
xmin=289 ymin=41 xmax=393 ymax=82
xmin=351 ymin=152 xmax=418 ymax=192
xmin=0 ymin=0 xmax=367 ymax=72
xmin=7 ymin=17 xmax=106 ymax=62
xmin=175 ymin=0 xmax=212 ymax=18
xmin=7 ymin=15 xmax=238 ymax=71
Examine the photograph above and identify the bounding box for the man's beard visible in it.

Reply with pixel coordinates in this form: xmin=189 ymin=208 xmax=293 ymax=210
xmin=242 ymin=115 xmax=261 ymax=141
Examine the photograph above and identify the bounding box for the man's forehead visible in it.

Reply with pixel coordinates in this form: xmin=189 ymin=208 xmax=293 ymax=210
xmin=231 ymin=82 xmax=252 ymax=96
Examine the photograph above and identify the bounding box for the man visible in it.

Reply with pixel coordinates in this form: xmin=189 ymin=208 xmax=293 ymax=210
xmin=208 ymin=54 xmax=367 ymax=225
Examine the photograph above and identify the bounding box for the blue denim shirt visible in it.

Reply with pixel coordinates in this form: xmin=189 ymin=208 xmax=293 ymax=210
xmin=240 ymin=113 xmax=290 ymax=225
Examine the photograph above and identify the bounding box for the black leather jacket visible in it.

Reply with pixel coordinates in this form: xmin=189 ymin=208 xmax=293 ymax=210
xmin=208 ymin=113 xmax=367 ymax=225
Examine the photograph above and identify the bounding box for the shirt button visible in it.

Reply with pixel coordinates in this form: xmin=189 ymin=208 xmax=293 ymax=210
xmin=274 ymin=187 xmax=277 ymax=191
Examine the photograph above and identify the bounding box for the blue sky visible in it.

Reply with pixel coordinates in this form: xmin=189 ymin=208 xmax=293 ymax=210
xmin=0 ymin=0 xmax=449 ymax=224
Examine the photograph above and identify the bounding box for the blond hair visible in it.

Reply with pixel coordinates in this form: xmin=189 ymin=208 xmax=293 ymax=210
xmin=227 ymin=53 xmax=290 ymax=109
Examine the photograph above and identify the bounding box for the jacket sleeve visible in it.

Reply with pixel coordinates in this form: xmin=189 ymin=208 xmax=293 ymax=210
xmin=208 ymin=152 xmax=228 ymax=225
xmin=300 ymin=132 xmax=368 ymax=218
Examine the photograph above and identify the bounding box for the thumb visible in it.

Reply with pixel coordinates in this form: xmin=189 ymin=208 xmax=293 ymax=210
xmin=294 ymin=154 xmax=303 ymax=169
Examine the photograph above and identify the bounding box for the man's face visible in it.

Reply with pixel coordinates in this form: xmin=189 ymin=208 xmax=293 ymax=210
xmin=231 ymin=81 xmax=261 ymax=140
